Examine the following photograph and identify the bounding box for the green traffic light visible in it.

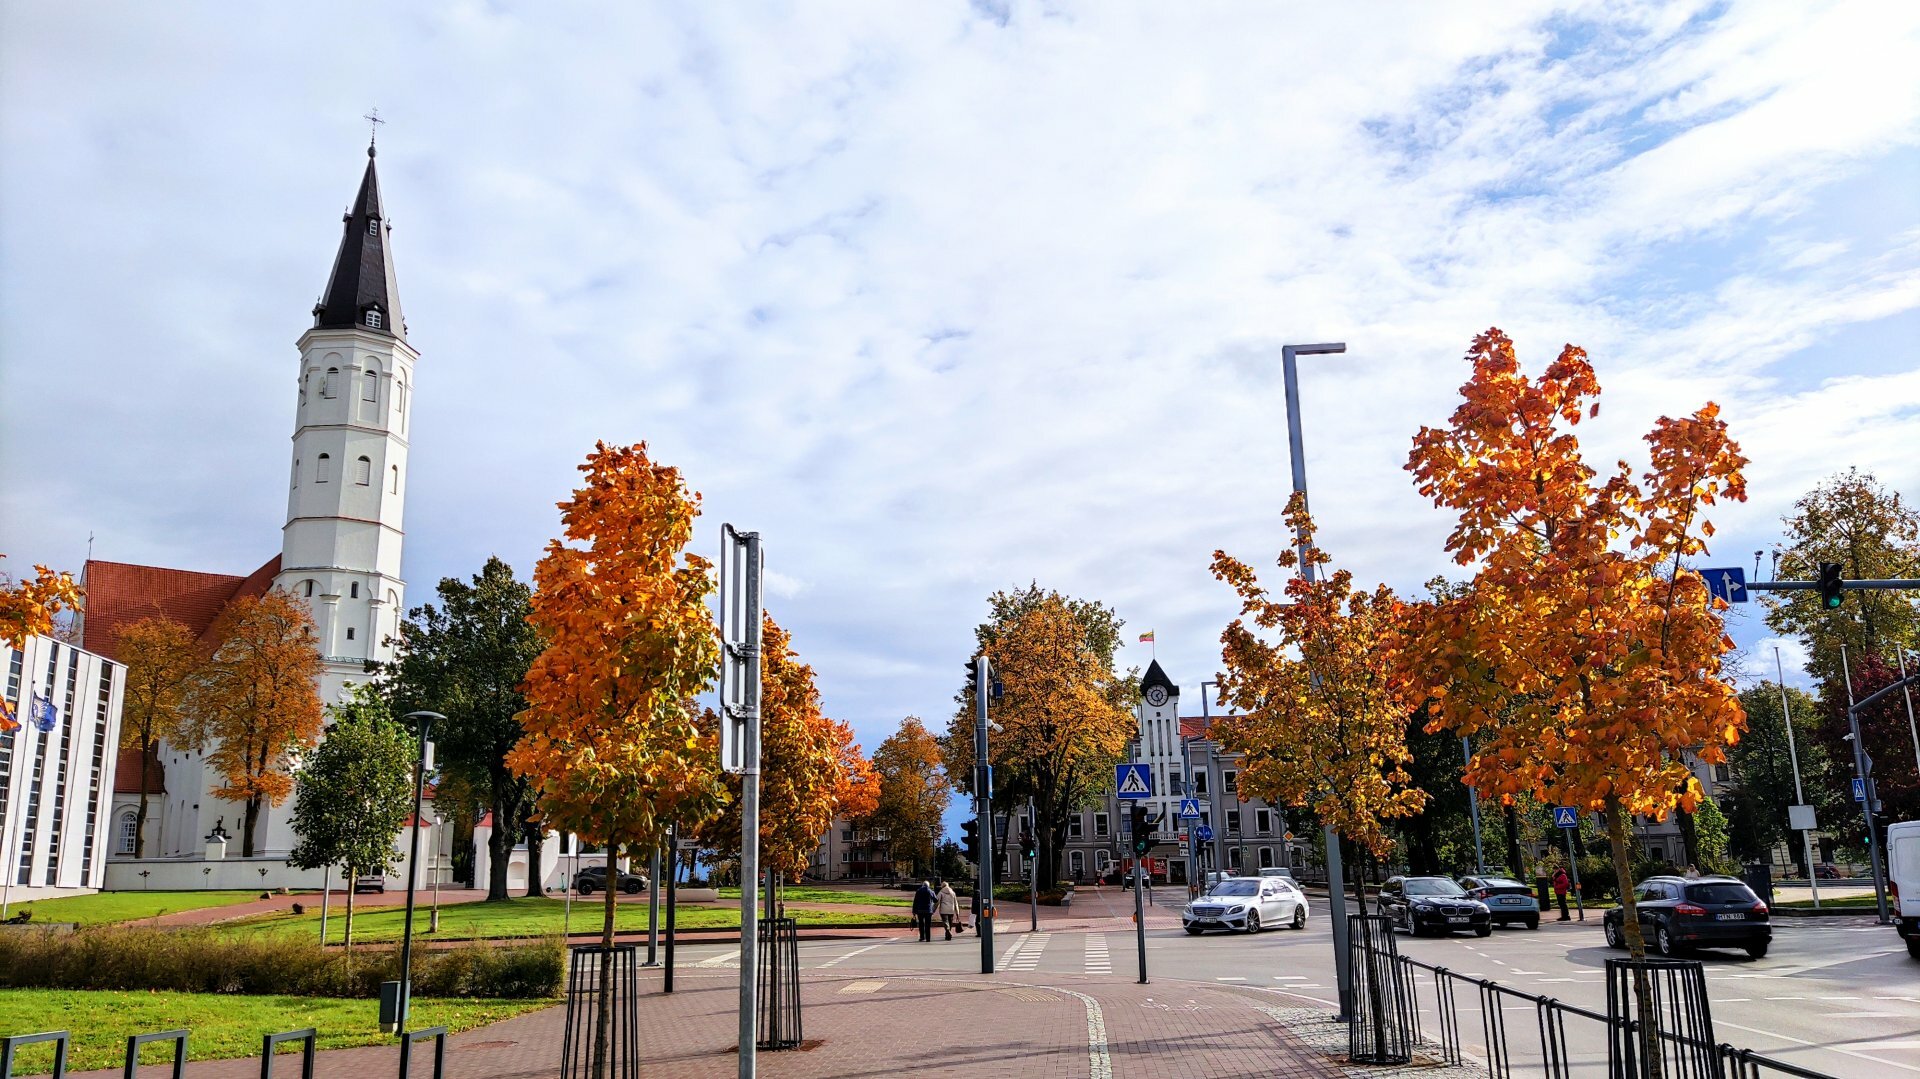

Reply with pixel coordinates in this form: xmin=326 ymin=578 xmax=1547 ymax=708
xmin=1825 ymin=593 xmax=1843 ymax=610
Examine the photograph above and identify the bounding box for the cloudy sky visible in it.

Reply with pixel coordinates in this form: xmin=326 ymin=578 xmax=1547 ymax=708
xmin=4 ymin=1 xmax=1918 ymax=769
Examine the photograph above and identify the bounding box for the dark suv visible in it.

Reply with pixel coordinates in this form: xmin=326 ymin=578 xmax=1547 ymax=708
xmin=573 ymin=865 xmax=648 ymax=895
xmin=1378 ymin=876 xmax=1492 ymax=937
xmin=1604 ymin=875 xmax=1770 ymax=958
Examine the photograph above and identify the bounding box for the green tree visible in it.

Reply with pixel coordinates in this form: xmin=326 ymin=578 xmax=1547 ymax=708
xmin=1720 ymin=682 xmax=1841 ymax=869
xmin=1765 ymin=468 xmax=1920 ymax=688
xmin=286 ymin=685 xmax=416 ymax=951
xmin=1692 ymin=794 xmax=1735 ymax=874
xmin=389 ymin=557 xmax=544 ymax=901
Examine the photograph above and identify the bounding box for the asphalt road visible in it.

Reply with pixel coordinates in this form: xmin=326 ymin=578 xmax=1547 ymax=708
xmin=672 ymin=902 xmax=1919 ymax=1077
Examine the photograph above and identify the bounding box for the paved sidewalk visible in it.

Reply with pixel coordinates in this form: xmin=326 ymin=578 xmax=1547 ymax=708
xmin=79 ymin=968 xmax=1350 ymax=1079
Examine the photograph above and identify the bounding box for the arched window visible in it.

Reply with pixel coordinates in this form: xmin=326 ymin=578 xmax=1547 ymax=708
xmin=350 ymin=582 xmax=360 ymax=599
xmin=303 ymin=580 xmax=315 ymax=598
xmin=316 ymin=453 xmax=331 ymax=482
xmin=367 ymin=218 xmax=379 ymax=236
xmin=355 ymin=456 xmax=372 ymax=485
xmin=1069 ymin=850 xmax=1084 ymax=881
xmin=1258 ymin=846 xmax=1274 ymax=869
xmin=116 ymin=812 xmax=138 ymax=854
xmin=362 ymin=371 xmax=378 ymax=402
xmin=323 ymin=368 xmax=340 ymax=398
xmin=366 ymin=309 xmax=383 ymax=329
xmin=390 ymin=465 xmax=399 ymax=493
xmin=345 ymin=627 xmax=355 ymax=641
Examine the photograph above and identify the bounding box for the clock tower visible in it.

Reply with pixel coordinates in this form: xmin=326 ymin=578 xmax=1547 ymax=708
xmin=1136 ymin=660 xmax=1182 ymax=833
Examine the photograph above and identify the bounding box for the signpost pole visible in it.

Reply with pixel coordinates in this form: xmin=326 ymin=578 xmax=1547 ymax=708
xmin=1463 ymin=738 xmax=1485 ymax=876
xmin=1133 ymin=859 xmax=1148 ymax=984
xmin=1562 ymin=823 xmax=1584 ymax=921
xmin=1776 ymin=647 xmax=1820 ymax=909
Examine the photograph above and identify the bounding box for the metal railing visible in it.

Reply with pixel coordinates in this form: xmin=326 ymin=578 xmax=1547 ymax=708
xmin=1 ymin=1026 xmax=448 ymax=1079
xmin=1349 ymin=924 xmax=1838 ymax=1079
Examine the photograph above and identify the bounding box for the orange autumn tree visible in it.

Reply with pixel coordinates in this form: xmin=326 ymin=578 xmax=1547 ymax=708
xmin=1211 ymin=496 xmax=1428 ymax=888
xmin=1403 ymin=328 xmax=1748 ymax=964
xmin=864 ymin=716 xmax=950 ymax=877
xmin=188 ymin=590 xmax=326 ymax=856
xmin=510 ymin=441 xmax=725 ymax=961
xmin=0 ymin=557 xmax=83 ymax=730
xmin=697 ymin=613 xmax=874 ymax=889
xmin=115 ymin=616 xmax=204 ymax=857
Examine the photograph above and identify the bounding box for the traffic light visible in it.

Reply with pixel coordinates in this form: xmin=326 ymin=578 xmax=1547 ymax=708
xmin=1019 ymin=831 xmax=1036 ymax=860
xmin=964 ymin=658 xmax=980 ymax=697
xmin=961 ymin=820 xmax=981 ymax=863
xmin=1130 ymin=806 xmax=1151 ymax=855
xmin=1818 ymin=562 xmax=1845 ymax=610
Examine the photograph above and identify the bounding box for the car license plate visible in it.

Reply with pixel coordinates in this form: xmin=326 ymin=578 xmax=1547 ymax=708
xmin=1715 ymin=913 xmax=1744 ymax=921
xmin=1448 ymin=916 xmax=1468 ymax=924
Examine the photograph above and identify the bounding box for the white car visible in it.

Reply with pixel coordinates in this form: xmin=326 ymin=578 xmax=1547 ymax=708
xmin=1182 ymin=875 xmax=1309 ymax=934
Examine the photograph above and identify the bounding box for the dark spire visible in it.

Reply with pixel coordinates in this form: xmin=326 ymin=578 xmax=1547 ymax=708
xmin=312 ymin=144 xmax=405 ymax=340
xmin=1141 ymin=659 xmax=1177 ymax=696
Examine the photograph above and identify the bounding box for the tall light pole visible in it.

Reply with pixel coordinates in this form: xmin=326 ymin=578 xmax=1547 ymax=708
xmin=1280 ymin=340 xmax=1356 ymax=1022
xmin=1463 ymin=736 xmax=1486 ymax=875
xmin=397 ymin=709 xmax=444 ymax=1034
xmin=1199 ymin=680 xmax=1223 ymax=876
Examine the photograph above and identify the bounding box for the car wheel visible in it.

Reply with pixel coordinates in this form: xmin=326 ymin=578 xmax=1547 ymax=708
xmin=623 ymin=881 xmax=642 ymax=895
xmin=579 ymin=883 xmax=595 ymax=896
xmin=1605 ymin=919 xmax=1624 ymax=950
xmin=1525 ymin=915 xmax=1539 ymax=931
xmin=1292 ymin=906 xmax=1307 ymax=930
xmin=1245 ymin=911 xmax=1262 ymax=934
xmin=1185 ymin=926 xmax=1204 ymax=936
xmin=1474 ymin=925 xmax=1492 ymax=938
xmin=1655 ymin=922 xmax=1680 ymax=957
xmin=1906 ymin=936 xmax=1920 ymax=960
xmin=1744 ymin=941 xmax=1769 ymax=960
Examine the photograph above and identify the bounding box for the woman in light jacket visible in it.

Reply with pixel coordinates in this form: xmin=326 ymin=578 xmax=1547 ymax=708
xmin=936 ymin=880 xmax=961 ymax=940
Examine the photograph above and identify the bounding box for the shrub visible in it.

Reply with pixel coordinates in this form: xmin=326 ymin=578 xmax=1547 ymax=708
xmin=0 ymin=927 xmax=561 ymax=999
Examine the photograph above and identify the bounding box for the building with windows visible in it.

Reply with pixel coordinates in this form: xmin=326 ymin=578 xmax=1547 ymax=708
xmin=1 ymin=634 xmax=126 ymax=899
xmin=73 ymin=140 xmax=421 ymax=886
xmin=807 ymin=816 xmax=898 ymax=881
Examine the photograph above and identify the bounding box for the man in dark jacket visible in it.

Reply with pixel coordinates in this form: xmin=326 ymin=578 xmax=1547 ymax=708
xmin=911 ymin=880 xmax=936 ymax=942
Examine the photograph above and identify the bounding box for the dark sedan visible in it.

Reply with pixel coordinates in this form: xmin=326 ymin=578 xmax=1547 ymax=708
xmin=1604 ymin=875 xmax=1771 ymax=958
xmin=1459 ymin=874 xmax=1541 ymax=929
xmin=573 ymin=865 xmax=648 ymax=895
xmin=1378 ymin=875 xmax=1492 ymax=937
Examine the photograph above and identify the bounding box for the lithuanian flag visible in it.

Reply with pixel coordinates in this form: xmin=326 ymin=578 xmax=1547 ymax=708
xmin=1138 ymin=630 xmax=1155 ymax=644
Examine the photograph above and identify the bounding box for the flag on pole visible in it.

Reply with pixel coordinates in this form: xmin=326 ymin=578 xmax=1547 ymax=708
xmin=30 ymin=693 xmax=57 ymax=733
xmin=1138 ymin=630 xmax=1155 ymax=644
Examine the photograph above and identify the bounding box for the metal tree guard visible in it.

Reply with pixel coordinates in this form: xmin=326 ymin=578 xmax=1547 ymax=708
xmin=1605 ymin=956 xmax=1720 ymax=1079
xmin=1346 ymin=914 xmax=1416 ymax=1065
xmin=560 ymin=944 xmax=641 ymax=1079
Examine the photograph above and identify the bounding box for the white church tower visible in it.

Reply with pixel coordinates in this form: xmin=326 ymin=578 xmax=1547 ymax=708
xmin=276 ymin=142 xmax=415 ymax=707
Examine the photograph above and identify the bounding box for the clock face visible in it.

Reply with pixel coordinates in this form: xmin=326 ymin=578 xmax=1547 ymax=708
xmin=1145 ymin=686 xmax=1168 ymax=708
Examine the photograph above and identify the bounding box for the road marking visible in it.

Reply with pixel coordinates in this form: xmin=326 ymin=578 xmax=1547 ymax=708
xmin=1510 ymin=969 xmax=1546 ymax=975
xmin=1817 ymin=995 xmax=1861 ymax=1001
xmin=1763 ymin=996 xmax=1807 ymax=1001
xmin=838 ymin=980 xmax=886 ymax=994
xmin=1826 ymin=1012 xmax=1902 ymax=1018
xmin=1004 ymin=932 xmax=1049 ymax=971
xmin=1715 ymin=1020 xmax=1920 ymax=1075
xmin=818 ymin=941 xmax=889 ymax=968
xmin=696 ymin=948 xmax=739 ymax=968
xmin=1716 ymin=998 xmax=1749 ymax=1003
xmin=1085 ymin=934 xmax=1111 ymax=975
xmin=1216 ymin=976 xmax=1248 ymax=981
xmin=1272 ymin=975 xmax=1307 ymax=981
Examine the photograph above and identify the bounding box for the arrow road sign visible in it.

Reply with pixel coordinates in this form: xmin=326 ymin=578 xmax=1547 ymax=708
xmin=1116 ymin=763 xmax=1153 ymax=800
xmin=1700 ymin=567 xmax=1748 ymax=604
xmin=1196 ymin=825 xmax=1214 ymax=842
xmin=1177 ymin=797 xmax=1202 ymax=820
xmin=1553 ymin=806 xmax=1579 ymax=829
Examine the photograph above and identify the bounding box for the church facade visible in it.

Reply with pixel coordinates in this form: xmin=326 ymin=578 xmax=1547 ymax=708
xmin=80 ymin=143 xmax=423 ymax=885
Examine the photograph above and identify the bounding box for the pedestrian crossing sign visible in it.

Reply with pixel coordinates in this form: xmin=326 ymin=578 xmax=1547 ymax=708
xmin=1553 ymin=806 xmax=1579 ymax=829
xmin=1116 ymin=763 xmax=1152 ymax=799
xmin=1177 ymin=797 xmax=1202 ymax=819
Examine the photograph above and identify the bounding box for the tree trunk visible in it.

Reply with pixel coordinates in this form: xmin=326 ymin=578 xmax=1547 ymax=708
xmin=1675 ymin=806 xmax=1700 ymax=869
xmin=1605 ymin=799 xmax=1662 ymax=1074
xmin=486 ymin=803 xmax=515 ymax=901
xmin=134 ymin=789 xmax=149 ymax=860
xmin=525 ymin=818 xmax=549 ymax=898
xmin=595 ymin=844 xmax=617 ymax=1079
xmin=242 ymin=797 xmax=261 ymax=857
xmin=1502 ymin=803 xmax=1525 ymax=880
xmin=343 ymin=871 xmax=357 ymax=954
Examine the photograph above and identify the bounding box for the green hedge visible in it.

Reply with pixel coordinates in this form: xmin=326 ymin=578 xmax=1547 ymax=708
xmin=0 ymin=927 xmax=561 ymax=999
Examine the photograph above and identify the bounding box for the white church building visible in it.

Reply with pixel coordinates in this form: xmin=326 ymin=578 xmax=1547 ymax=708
xmin=77 ymin=142 xmax=447 ymax=890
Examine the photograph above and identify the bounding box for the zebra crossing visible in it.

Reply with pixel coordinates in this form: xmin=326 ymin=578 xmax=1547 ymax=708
xmin=1084 ymin=933 xmax=1112 ymax=975
xmin=1002 ymin=931 xmax=1050 ymax=970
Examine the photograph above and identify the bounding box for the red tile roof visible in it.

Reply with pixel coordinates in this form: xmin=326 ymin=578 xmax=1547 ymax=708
xmin=1180 ymin=716 xmax=1214 ymax=739
xmin=80 ymin=556 xmax=281 ymax=658
xmin=113 ymin=745 xmax=166 ymax=794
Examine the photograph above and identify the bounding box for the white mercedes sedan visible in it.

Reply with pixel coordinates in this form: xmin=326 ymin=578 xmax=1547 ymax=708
xmin=1182 ymin=875 xmax=1310 ymax=934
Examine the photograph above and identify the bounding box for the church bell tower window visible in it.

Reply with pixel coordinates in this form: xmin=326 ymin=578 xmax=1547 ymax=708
xmin=366 ymin=309 xmax=382 ymax=329
xmin=316 ymin=454 xmax=331 ymax=482
xmin=368 ymin=218 xmax=378 ymax=236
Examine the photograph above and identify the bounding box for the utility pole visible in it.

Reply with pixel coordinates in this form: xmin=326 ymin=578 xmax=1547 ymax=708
xmin=974 ymin=655 xmax=997 ymax=974
xmin=1775 ymin=647 xmax=1819 ymax=910
xmin=1281 ymin=340 xmax=1355 ymax=1022
xmin=1840 ymin=646 xmax=1918 ymax=925
xmin=1463 ymin=737 xmax=1485 ymax=875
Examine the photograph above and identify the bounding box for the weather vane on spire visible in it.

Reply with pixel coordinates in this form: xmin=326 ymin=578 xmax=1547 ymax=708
xmin=364 ymin=107 xmax=385 ymax=154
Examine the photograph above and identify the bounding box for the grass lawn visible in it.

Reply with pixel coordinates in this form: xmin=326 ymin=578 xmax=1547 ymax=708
xmin=1777 ymin=893 xmax=1880 ymax=909
xmin=225 ymin=897 xmax=907 ymax=944
xmin=4 ymin=891 xmax=265 ymax=926
xmin=716 ymin=886 xmax=910 ymax=907
xmin=0 ymin=990 xmax=552 ymax=1074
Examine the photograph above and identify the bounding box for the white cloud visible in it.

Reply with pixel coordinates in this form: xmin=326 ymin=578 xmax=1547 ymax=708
xmin=2 ymin=1 xmax=1917 ymax=755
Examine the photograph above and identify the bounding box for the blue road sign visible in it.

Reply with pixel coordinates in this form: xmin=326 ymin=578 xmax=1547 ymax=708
xmin=1177 ymin=797 xmax=1202 ymax=820
xmin=1701 ymin=566 xmax=1748 ymax=604
xmin=1553 ymin=806 xmax=1579 ymax=829
xmin=1196 ymin=825 xmax=1214 ymax=843
xmin=1854 ymin=777 xmax=1867 ymax=802
xmin=1116 ymin=763 xmax=1153 ymax=800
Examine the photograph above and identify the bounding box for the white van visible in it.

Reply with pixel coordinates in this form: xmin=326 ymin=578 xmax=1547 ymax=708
xmin=1889 ymin=820 xmax=1920 ymax=960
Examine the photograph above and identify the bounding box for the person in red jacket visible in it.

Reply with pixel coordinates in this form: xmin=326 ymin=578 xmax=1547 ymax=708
xmin=1552 ymin=868 xmax=1572 ymax=921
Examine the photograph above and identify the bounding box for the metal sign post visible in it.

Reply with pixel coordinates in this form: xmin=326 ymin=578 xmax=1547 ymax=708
xmin=974 ymin=655 xmax=997 ymax=975
xmin=1554 ymin=808 xmax=1585 ymax=921
xmin=720 ymin=525 xmax=764 ymax=1078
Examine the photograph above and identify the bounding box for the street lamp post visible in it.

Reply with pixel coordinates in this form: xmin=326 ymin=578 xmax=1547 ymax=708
xmin=397 ymin=710 xmax=443 ymax=1034
xmin=1199 ymin=681 xmax=1224 ymax=876
xmin=1279 ymin=340 xmax=1357 ymax=1022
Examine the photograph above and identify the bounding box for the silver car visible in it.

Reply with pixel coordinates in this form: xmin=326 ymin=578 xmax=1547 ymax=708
xmin=1182 ymin=875 xmax=1310 ymax=934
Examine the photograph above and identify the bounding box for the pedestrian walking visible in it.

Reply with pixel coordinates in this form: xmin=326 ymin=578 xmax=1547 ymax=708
xmin=936 ymin=880 xmax=959 ymax=940
xmin=911 ymin=880 xmax=935 ymax=942
xmin=1552 ymin=867 xmax=1571 ymax=921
